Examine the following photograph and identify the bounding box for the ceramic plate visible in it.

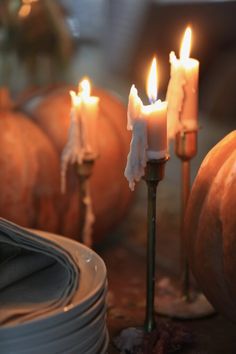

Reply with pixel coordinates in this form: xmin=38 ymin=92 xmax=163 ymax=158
xmin=1 ymin=285 xmax=107 ymax=348
xmin=66 ymin=325 xmax=108 ymax=354
xmin=6 ymin=308 xmax=106 ymax=354
xmin=0 ymin=231 xmax=107 ymax=339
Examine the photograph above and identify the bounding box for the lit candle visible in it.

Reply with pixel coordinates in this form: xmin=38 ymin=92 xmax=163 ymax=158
xmin=166 ymin=27 xmax=199 ymax=138
xmin=143 ymin=58 xmax=168 ymax=160
xmin=78 ymin=78 xmax=99 ymax=154
xmin=61 ymin=77 xmax=99 ymax=192
xmin=124 ymin=57 xmax=168 ymax=190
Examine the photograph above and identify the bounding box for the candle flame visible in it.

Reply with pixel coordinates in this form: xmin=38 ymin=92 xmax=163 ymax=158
xmin=147 ymin=57 xmax=158 ymax=104
xmin=180 ymin=27 xmax=192 ymax=61
xmin=79 ymin=78 xmax=91 ymax=98
xmin=70 ymin=90 xmax=80 ymax=107
xmin=70 ymin=77 xmax=92 ymax=106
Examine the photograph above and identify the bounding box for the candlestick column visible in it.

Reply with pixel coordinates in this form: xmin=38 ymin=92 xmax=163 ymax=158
xmin=144 ymin=157 xmax=168 ymax=332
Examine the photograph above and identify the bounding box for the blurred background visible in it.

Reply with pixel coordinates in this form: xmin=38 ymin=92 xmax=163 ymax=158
xmin=1 ymin=0 xmax=236 ymax=125
xmin=0 ymin=0 xmax=235 ymax=268
xmin=0 ymin=0 xmax=236 ymax=120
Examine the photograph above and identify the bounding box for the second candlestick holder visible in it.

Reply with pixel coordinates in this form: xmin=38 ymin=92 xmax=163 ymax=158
xmin=155 ymin=130 xmax=215 ymax=319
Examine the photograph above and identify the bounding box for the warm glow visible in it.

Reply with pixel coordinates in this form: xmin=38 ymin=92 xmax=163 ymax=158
xmin=79 ymin=78 xmax=91 ymax=98
xmin=70 ymin=91 xmax=80 ymax=107
xmin=18 ymin=4 xmax=31 ymax=18
xmin=180 ymin=27 xmax=192 ymax=61
xmin=23 ymin=0 xmax=38 ymax=3
xmin=70 ymin=78 xmax=93 ymax=106
xmin=146 ymin=57 xmax=158 ymax=104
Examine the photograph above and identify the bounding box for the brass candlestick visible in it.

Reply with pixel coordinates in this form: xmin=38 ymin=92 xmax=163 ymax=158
xmin=144 ymin=157 xmax=168 ymax=333
xmin=156 ymin=130 xmax=215 ymax=319
xmin=175 ymin=130 xmax=197 ymax=301
xmin=77 ymin=153 xmax=96 ymax=245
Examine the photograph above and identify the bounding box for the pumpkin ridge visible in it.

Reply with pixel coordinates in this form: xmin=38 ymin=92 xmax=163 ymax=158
xmin=219 ymin=152 xmax=236 ymax=302
xmin=185 ymin=131 xmax=236 ymax=261
xmin=194 ymin=166 xmax=235 ymax=318
xmin=185 ymin=131 xmax=236 ymax=322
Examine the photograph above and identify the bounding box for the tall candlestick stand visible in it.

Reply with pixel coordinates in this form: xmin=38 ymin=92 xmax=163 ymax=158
xmin=77 ymin=153 xmax=96 ymax=246
xmin=175 ymin=130 xmax=197 ymax=301
xmin=156 ymin=131 xmax=215 ymax=319
xmin=114 ymin=157 xmax=169 ymax=352
xmin=144 ymin=157 xmax=168 ymax=333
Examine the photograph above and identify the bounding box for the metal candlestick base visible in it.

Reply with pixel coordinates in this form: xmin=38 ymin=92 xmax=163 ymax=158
xmin=143 ymin=157 xmax=168 ymax=333
xmin=155 ymin=277 xmax=215 ymax=319
xmin=76 ymin=153 xmax=96 ymax=244
xmin=155 ymin=131 xmax=215 ymax=319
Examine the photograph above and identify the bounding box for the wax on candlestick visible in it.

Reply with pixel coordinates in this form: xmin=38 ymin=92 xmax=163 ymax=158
xmin=166 ymin=52 xmax=186 ymax=138
xmin=79 ymin=79 xmax=99 ymax=154
xmin=127 ymin=85 xmax=143 ymax=129
xmin=125 ymin=58 xmax=168 ymax=190
xmin=166 ymin=27 xmax=199 ymax=138
xmin=125 ymin=85 xmax=148 ymax=191
xmin=81 ymin=184 xmax=95 ymax=247
xmin=61 ymin=78 xmax=99 ymax=193
xmin=61 ymin=107 xmax=83 ymax=194
xmin=61 ymin=78 xmax=98 ymax=246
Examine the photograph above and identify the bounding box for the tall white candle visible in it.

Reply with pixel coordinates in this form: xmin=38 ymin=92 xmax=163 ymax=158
xmin=125 ymin=58 xmax=168 ymax=190
xmin=79 ymin=79 xmax=99 ymax=155
xmin=166 ymin=27 xmax=199 ymax=138
xmin=61 ymin=78 xmax=99 ymax=247
xmin=61 ymin=77 xmax=99 ymax=193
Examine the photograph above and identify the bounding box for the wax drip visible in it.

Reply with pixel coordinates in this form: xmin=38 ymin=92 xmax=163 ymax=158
xmin=125 ymin=85 xmax=148 ymax=191
xmin=80 ymin=182 xmax=95 ymax=247
xmin=61 ymin=110 xmax=85 ymax=193
xmin=166 ymin=51 xmax=186 ymax=138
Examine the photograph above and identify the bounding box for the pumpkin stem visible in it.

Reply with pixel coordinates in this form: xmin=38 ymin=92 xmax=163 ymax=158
xmin=0 ymin=87 xmax=13 ymax=110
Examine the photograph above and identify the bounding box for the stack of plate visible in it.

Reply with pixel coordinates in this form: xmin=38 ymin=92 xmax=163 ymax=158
xmin=0 ymin=231 xmax=109 ymax=354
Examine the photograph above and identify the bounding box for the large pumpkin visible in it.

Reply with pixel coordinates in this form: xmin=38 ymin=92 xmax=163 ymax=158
xmin=21 ymin=85 xmax=132 ymax=242
xmin=0 ymin=88 xmax=59 ymax=232
xmin=185 ymin=131 xmax=236 ymax=321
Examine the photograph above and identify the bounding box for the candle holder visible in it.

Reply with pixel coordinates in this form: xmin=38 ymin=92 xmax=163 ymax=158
xmin=143 ymin=156 xmax=169 ymax=332
xmin=155 ymin=131 xmax=215 ymax=319
xmin=114 ymin=157 xmax=169 ymax=353
xmin=175 ymin=130 xmax=197 ymax=302
xmin=76 ymin=152 xmax=97 ymax=246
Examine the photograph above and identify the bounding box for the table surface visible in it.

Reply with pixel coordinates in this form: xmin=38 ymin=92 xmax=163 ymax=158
xmin=99 ymin=238 xmax=236 ymax=354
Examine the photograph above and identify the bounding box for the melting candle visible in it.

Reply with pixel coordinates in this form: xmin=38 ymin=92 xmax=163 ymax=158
xmin=166 ymin=27 xmax=199 ymax=138
xmin=124 ymin=57 xmax=168 ymax=190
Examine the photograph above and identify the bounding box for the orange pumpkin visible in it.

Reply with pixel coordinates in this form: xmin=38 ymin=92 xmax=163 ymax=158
xmin=185 ymin=131 xmax=236 ymax=321
xmin=21 ymin=86 xmax=132 ymax=242
xmin=0 ymin=88 xmax=59 ymax=232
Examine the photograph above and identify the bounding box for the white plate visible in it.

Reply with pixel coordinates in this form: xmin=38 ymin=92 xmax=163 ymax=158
xmin=0 ymin=232 xmax=107 ymax=339
xmin=84 ymin=326 xmax=109 ymax=354
xmin=66 ymin=324 xmax=108 ymax=354
xmin=98 ymin=329 xmax=110 ymax=354
xmin=6 ymin=308 xmax=107 ymax=354
xmin=60 ymin=323 xmax=107 ymax=354
xmin=1 ymin=288 xmax=107 ymax=349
